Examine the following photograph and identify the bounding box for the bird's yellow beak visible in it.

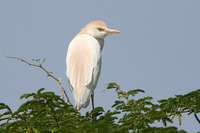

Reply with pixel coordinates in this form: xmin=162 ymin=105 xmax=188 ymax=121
xmin=104 ymin=28 xmax=122 ymax=34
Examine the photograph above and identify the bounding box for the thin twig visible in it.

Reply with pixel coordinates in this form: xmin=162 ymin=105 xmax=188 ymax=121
xmin=168 ymin=110 xmax=189 ymax=117
xmin=0 ymin=115 xmax=17 ymax=121
xmin=117 ymin=85 xmax=129 ymax=100
xmin=58 ymin=75 xmax=72 ymax=105
xmin=3 ymin=55 xmax=72 ymax=106
xmin=59 ymin=76 xmax=65 ymax=101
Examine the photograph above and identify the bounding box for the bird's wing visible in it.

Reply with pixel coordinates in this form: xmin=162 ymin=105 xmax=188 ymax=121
xmin=66 ymin=34 xmax=101 ymax=109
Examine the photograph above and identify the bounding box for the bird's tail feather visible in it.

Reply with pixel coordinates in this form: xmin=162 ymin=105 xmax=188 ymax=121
xmin=75 ymin=87 xmax=91 ymax=110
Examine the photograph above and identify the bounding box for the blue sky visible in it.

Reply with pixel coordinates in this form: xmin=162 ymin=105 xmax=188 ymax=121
xmin=1 ymin=1 xmax=200 ymax=132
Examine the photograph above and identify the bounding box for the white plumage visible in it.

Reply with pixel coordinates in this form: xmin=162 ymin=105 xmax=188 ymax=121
xmin=66 ymin=20 xmax=121 ymax=110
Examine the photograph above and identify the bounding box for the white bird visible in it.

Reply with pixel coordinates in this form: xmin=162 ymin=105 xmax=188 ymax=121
xmin=66 ymin=20 xmax=121 ymax=110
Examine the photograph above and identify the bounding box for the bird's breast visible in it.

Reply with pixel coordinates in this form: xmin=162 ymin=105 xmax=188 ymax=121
xmin=66 ymin=34 xmax=102 ymax=91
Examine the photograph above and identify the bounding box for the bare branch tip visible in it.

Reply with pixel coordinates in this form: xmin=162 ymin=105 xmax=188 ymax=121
xmin=2 ymin=54 xmax=10 ymax=58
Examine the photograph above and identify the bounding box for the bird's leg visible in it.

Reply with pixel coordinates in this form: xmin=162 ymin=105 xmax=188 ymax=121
xmin=91 ymin=94 xmax=95 ymax=110
xmin=91 ymin=94 xmax=96 ymax=121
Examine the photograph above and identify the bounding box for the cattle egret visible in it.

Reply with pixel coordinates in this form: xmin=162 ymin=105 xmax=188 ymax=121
xmin=66 ymin=20 xmax=121 ymax=110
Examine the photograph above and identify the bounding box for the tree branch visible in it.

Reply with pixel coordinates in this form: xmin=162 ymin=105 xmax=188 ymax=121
xmin=58 ymin=75 xmax=72 ymax=105
xmin=3 ymin=55 xmax=72 ymax=106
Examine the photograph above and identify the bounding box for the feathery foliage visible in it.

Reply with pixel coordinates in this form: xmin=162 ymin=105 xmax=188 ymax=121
xmin=1 ymin=83 xmax=199 ymax=132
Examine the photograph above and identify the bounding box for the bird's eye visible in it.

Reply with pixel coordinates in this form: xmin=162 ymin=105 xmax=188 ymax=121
xmin=97 ymin=28 xmax=105 ymax=32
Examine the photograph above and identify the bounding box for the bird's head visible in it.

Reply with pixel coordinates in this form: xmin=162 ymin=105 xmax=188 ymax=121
xmin=78 ymin=20 xmax=121 ymax=39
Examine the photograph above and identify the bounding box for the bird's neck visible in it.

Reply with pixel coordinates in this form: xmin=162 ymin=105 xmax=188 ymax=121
xmin=95 ymin=38 xmax=104 ymax=51
xmin=76 ymin=33 xmax=105 ymax=51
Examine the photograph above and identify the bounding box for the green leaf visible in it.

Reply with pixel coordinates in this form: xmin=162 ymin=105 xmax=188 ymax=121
xmin=42 ymin=58 xmax=46 ymax=63
xmin=127 ymin=89 xmax=145 ymax=97
xmin=102 ymin=82 xmax=120 ymax=92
